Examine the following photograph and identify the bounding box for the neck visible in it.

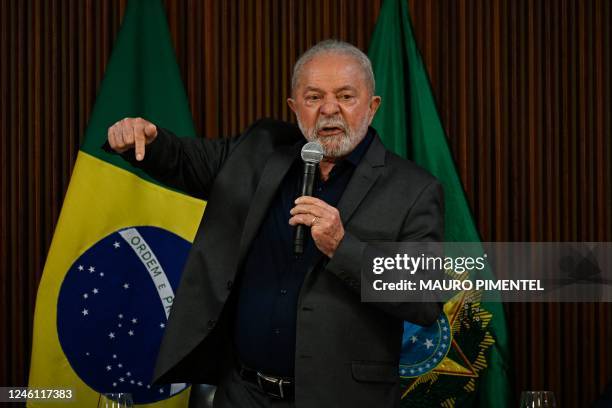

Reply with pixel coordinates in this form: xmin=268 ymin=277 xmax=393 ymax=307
xmin=319 ymin=158 xmax=339 ymax=181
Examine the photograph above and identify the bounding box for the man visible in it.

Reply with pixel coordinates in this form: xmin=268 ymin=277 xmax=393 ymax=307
xmin=107 ymin=40 xmax=443 ymax=408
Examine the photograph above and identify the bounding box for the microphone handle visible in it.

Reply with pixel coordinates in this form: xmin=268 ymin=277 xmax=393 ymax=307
xmin=294 ymin=162 xmax=317 ymax=254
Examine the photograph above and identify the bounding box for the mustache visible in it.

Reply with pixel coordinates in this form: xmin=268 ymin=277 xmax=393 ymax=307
xmin=315 ymin=116 xmax=348 ymax=133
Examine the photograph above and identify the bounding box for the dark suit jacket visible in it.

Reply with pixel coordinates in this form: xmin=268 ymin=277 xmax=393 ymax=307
xmin=120 ymin=118 xmax=443 ymax=408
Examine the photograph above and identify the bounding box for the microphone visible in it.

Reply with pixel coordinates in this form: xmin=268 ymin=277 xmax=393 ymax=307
xmin=294 ymin=141 xmax=324 ymax=254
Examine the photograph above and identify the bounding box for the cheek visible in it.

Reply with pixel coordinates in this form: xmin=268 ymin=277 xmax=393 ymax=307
xmin=297 ymin=107 xmax=318 ymax=126
xmin=342 ymin=105 xmax=371 ymax=127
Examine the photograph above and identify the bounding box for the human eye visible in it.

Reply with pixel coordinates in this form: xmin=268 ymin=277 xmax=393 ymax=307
xmin=339 ymin=93 xmax=355 ymax=101
xmin=305 ymin=94 xmax=321 ymax=102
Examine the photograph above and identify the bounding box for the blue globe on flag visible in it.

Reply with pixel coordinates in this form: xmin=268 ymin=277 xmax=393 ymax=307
xmin=57 ymin=226 xmax=191 ymax=404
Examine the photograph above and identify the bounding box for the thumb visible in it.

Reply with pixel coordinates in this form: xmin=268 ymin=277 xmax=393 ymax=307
xmin=144 ymin=123 xmax=158 ymax=139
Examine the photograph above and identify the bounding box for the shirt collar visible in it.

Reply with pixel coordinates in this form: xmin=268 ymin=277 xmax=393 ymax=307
xmin=344 ymin=127 xmax=374 ymax=167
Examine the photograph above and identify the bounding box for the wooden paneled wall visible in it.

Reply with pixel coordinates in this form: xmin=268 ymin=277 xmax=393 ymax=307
xmin=1 ymin=0 xmax=611 ymax=406
xmin=409 ymin=1 xmax=612 ymax=406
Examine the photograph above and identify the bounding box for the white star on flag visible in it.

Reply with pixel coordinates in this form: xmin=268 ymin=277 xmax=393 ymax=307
xmin=106 ymin=365 xmax=112 ymax=371
xmin=88 ymin=266 xmax=95 ymax=273
xmin=99 ymin=272 xmax=104 ymax=277
xmin=123 ymin=283 xmax=130 ymax=289
xmin=126 ymin=372 xmax=131 ymax=377
xmin=81 ymin=309 xmax=88 ymax=316
xmin=78 ymin=265 xmax=84 ymax=271
xmin=424 ymin=339 xmax=434 ymax=349
xmin=113 ymin=241 xmax=121 ymax=248
xmin=128 ymin=330 xmax=134 ymax=336
xmin=160 ymin=323 xmax=165 ymax=328
xmin=131 ymin=318 xmax=137 ymax=324
xmin=112 ymin=354 xmax=117 ymax=359
xmin=119 ymin=377 xmax=124 ymax=382
xmin=410 ymin=335 xmax=418 ymax=343
xmin=108 ymin=332 xmax=115 ymax=339
xmin=118 ymin=314 xmax=123 ymax=319
xmin=92 ymin=288 xmax=99 ymax=294
xmin=83 ymin=293 xmax=88 ymax=299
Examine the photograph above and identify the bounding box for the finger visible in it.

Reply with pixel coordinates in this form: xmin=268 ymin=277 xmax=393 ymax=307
xmin=121 ymin=122 xmax=134 ymax=149
xmin=134 ymin=125 xmax=146 ymax=161
xmin=111 ymin=126 xmax=125 ymax=151
xmin=289 ymin=204 xmax=327 ymax=217
xmin=144 ymin=123 xmax=158 ymax=139
xmin=108 ymin=126 xmax=117 ymax=148
xmin=288 ymin=214 xmax=316 ymax=227
xmin=295 ymin=196 xmax=334 ymax=210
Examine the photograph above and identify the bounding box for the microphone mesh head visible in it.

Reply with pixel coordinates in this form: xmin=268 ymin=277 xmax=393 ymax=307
xmin=301 ymin=141 xmax=324 ymax=164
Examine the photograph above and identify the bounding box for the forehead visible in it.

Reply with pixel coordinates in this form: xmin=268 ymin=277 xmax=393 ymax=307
xmin=297 ymin=53 xmax=367 ymax=91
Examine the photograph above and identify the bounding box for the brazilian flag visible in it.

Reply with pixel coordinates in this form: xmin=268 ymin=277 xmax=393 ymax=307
xmin=369 ymin=0 xmax=511 ymax=406
xmin=28 ymin=0 xmax=204 ymax=406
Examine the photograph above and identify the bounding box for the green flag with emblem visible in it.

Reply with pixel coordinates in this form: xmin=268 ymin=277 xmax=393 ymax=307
xmin=368 ymin=0 xmax=511 ymax=406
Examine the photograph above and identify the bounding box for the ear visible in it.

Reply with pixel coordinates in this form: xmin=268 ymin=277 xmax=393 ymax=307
xmin=368 ymin=96 xmax=382 ymax=124
xmin=287 ymin=98 xmax=297 ymax=114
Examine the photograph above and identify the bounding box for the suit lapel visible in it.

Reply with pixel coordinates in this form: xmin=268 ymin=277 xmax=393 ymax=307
xmin=237 ymin=143 xmax=300 ymax=264
xmin=337 ymin=134 xmax=386 ymax=224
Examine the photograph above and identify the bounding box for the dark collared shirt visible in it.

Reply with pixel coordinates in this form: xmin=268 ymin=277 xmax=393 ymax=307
xmin=233 ymin=131 xmax=373 ymax=377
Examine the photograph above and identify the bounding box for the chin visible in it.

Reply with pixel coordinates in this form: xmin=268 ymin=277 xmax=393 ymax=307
xmin=321 ymin=141 xmax=353 ymax=158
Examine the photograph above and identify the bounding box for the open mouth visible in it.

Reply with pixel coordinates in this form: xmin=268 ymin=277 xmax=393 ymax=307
xmin=317 ymin=126 xmax=345 ymax=136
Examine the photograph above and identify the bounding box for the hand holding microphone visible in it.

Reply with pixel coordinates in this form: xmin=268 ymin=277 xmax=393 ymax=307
xmin=289 ymin=141 xmax=345 ymax=257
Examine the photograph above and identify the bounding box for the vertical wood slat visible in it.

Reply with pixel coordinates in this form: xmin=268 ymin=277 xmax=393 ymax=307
xmin=409 ymin=0 xmax=612 ymax=405
xmin=0 ymin=0 xmax=611 ymax=406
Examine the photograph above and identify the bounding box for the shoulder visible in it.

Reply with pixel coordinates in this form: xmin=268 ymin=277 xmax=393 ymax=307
xmin=372 ymin=142 xmax=443 ymax=210
xmin=369 ymin=136 xmax=440 ymax=193
xmin=244 ymin=118 xmax=302 ymax=146
xmin=386 ymin=150 xmax=438 ymax=186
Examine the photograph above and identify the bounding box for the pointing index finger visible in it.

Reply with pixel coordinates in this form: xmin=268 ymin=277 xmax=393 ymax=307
xmin=134 ymin=125 xmax=146 ymax=161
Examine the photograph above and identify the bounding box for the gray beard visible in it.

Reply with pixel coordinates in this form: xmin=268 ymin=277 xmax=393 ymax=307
xmin=297 ymin=114 xmax=371 ymax=158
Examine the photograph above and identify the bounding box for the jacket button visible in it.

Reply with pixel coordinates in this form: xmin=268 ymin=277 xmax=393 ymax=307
xmin=226 ymin=280 xmax=233 ymax=290
xmin=207 ymin=319 xmax=216 ymax=329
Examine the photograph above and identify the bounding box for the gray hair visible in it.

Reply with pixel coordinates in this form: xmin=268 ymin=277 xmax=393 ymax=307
xmin=291 ymin=39 xmax=375 ymax=96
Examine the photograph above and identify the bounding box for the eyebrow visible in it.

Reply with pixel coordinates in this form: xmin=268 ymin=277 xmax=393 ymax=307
xmin=303 ymin=85 xmax=358 ymax=93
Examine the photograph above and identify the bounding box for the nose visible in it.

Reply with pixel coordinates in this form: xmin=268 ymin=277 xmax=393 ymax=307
xmin=319 ymin=99 xmax=340 ymax=116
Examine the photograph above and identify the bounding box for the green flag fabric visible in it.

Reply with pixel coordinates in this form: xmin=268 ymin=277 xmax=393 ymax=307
xmin=28 ymin=0 xmax=204 ymax=406
xmin=369 ymin=0 xmax=511 ymax=406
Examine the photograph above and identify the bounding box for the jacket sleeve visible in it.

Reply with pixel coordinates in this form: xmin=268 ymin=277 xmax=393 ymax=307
xmin=104 ymin=127 xmax=246 ymax=199
xmin=325 ymin=180 xmax=444 ymax=326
